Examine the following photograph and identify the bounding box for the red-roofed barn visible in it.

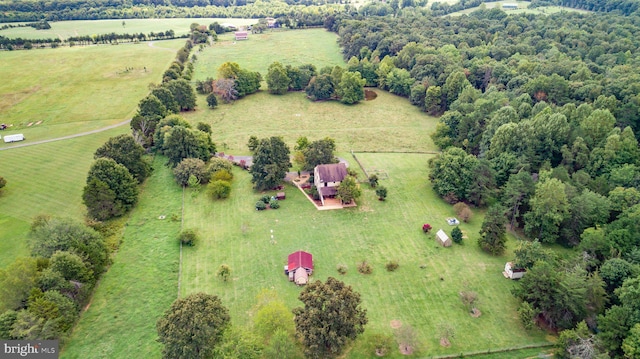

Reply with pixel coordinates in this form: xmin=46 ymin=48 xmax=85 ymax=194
xmin=285 ymin=251 xmax=313 ymax=285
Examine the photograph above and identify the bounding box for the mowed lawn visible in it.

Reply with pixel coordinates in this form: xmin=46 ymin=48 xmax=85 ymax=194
xmin=0 ymin=18 xmax=257 ymax=40
xmin=0 ymin=126 xmax=128 ymax=268
xmin=0 ymin=38 xmax=182 ymax=142
xmin=180 ymin=153 xmax=549 ymax=357
xmin=188 ymin=90 xmax=437 ymax=153
xmin=61 ymin=157 xmax=182 ymax=359
xmin=192 ymin=28 xmax=346 ymax=80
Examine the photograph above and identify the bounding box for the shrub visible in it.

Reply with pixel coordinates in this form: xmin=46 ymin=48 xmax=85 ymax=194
xmin=347 ymin=168 xmax=359 ymax=178
xmin=217 ymin=264 xmax=231 ymax=282
xmin=179 ymin=229 xmax=198 ymax=246
xmin=358 ymin=261 xmax=372 ymax=274
xmin=255 ymin=201 xmax=267 ymax=210
xmin=0 ymin=176 xmax=6 ymax=190
xmin=269 ymin=199 xmax=280 ymax=209
xmin=206 ymin=158 xmax=233 ymax=177
xmin=451 ymin=227 xmax=463 ymax=244
xmin=211 ymin=169 xmax=233 ymax=182
xmin=206 ymin=93 xmax=218 ymax=108
xmin=385 ymin=260 xmax=399 ymax=272
xmin=422 ymin=223 xmax=432 ymax=233
xmin=337 ymin=264 xmax=348 ymax=275
xmin=453 ymin=202 xmax=472 ymax=222
xmin=368 ymin=174 xmax=379 ymax=188
xmin=376 ymin=186 xmax=388 ymax=200
xmin=208 ymin=180 xmax=231 ymax=199
xmin=261 ymin=195 xmax=271 ymax=204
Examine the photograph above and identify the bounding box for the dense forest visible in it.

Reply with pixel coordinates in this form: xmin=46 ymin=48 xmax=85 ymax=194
xmin=328 ymin=7 xmax=640 ymax=357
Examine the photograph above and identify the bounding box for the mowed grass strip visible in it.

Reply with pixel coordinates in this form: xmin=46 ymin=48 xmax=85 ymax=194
xmin=0 ymin=18 xmax=257 ymax=40
xmin=0 ymin=126 xmax=128 ymax=268
xmin=181 ymin=153 xmax=548 ymax=357
xmin=0 ymin=39 xmax=182 ymax=140
xmin=61 ymin=157 xmax=182 ymax=359
xmin=192 ymin=28 xmax=346 ymax=79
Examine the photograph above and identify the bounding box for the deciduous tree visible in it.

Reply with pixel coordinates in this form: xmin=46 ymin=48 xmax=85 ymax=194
xmin=94 ymin=134 xmax=151 ymax=183
xmin=293 ymin=277 xmax=367 ymax=358
xmin=156 ymin=293 xmax=230 ymax=359
xmin=250 ymin=137 xmax=291 ymax=190
xmin=266 ymin=62 xmax=290 ymax=95
xmin=83 ymin=158 xmax=138 ymax=221
xmin=478 ymin=205 xmax=507 ymax=255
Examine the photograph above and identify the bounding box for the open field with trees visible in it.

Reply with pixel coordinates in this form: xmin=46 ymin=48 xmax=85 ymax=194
xmin=180 ymin=152 xmax=549 ymax=357
xmin=61 ymin=156 xmax=182 ymax=358
xmin=0 ymin=18 xmax=256 ymax=40
xmin=0 ymin=39 xmax=183 ymax=143
xmin=445 ymin=1 xmax=591 ymax=16
xmin=192 ymin=28 xmax=345 ymax=80
xmin=0 ymin=127 xmax=128 ymax=268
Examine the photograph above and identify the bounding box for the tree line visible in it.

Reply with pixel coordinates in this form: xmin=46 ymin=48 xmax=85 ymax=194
xmin=0 ymin=29 xmax=178 ymax=50
xmin=0 ymin=1 xmax=344 ymax=23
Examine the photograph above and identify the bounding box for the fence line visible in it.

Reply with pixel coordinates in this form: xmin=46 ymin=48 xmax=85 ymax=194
xmin=177 ymin=186 xmax=184 ymax=299
xmin=428 ymin=342 xmax=554 ymax=359
xmin=351 ymin=150 xmax=369 ymax=178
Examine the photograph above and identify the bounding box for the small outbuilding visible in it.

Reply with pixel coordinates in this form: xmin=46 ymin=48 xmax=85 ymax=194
xmin=235 ymin=31 xmax=248 ymax=40
xmin=503 ymin=262 xmax=526 ymax=280
xmin=502 ymin=3 xmax=519 ymax=9
xmin=285 ymin=251 xmax=313 ymax=285
xmin=3 ymin=134 xmax=24 ymax=143
xmin=436 ymin=229 xmax=452 ymax=247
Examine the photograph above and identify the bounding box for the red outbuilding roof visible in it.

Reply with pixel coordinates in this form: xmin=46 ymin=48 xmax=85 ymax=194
xmin=288 ymin=251 xmax=313 ymax=271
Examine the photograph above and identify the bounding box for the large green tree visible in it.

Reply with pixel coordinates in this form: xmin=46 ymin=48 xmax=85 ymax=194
xmin=266 ymin=62 xmax=290 ymax=95
xmin=302 ymin=138 xmax=337 ymax=171
xmin=0 ymin=257 xmax=38 ymax=312
xmin=336 ymin=71 xmax=366 ymax=104
xmin=165 ymin=79 xmax=197 ymax=111
xmin=83 ymin=158 xmax=139 ymax=221
xmin=94 ymin=134 xmax=151 ymax=183
xmin=250 ymin=137 xmax=291 ymax=190
xmin=305 ymin=74 xmax=335 ymax=101
xmin=293 ymin=277 xmax=367 ymax=358
xmin=157 ymin=293 xmax=230 ymax=359
xmin=478 ymin=204 xmax=508 ymax=255
xmin=29 ymin=217 xmax=108 ymax=278
xmin=524 ymin=177 xmax=569 ymax=244
xmin=162 ymin=126 xmax=216 ymax=167
xmin=429 ymin=147 xmax=479 ymax=203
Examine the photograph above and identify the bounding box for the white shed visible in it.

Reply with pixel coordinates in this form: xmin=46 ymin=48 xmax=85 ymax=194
xmin=436 ymin=229 xmax=452 ymax=247
xmin=3 ymin=134 xmax=24 ymax=143
xmin=503 ymin=262 xmax=526 ymax=280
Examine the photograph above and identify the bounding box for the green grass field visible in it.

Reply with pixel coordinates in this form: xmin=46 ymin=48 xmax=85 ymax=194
xmin=0 ymin=18 xmax=256 ymax=40
xmin=446 ymin=1 xmax=591 ymax=16
xmin=0 ymin=126 xmax=128 ymax=268
xmin=193 ymin=28 xmax=346 ymax=80
xmin=61 ymin=156 xmax=182 ymax=359
xmin=0 ymin=39 xmax=182 ymax=144
xmin=179 ymin=153 xmax=549 ymax=357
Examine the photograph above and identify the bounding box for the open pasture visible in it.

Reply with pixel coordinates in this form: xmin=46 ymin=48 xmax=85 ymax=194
xmin=0 ymin=38 xmax=182 ymax=143
xmin=192 ymin=28 xmax=345 ymax=80
xmin=180 ymin=153 xmax=549 ymax=357
xmin=0 ymin=18 xmax=256 ymax=40
xmin=446 ymin=1 xmax=591 ymax=16
xmin=0 ymin=126 xmax=128 ymax=268
xmin=188 ymin=90 xmax=438 ymax=153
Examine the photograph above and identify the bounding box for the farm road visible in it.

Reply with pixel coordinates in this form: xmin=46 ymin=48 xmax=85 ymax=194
xmin=0 ymin=119 xmax=131 ymax=151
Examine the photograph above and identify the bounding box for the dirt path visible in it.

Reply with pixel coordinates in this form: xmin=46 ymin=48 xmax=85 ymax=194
xmin=0 ymin=119 xmax=131 ymax=151
xmin=147 ymin=41 xmax=177 ymax=52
